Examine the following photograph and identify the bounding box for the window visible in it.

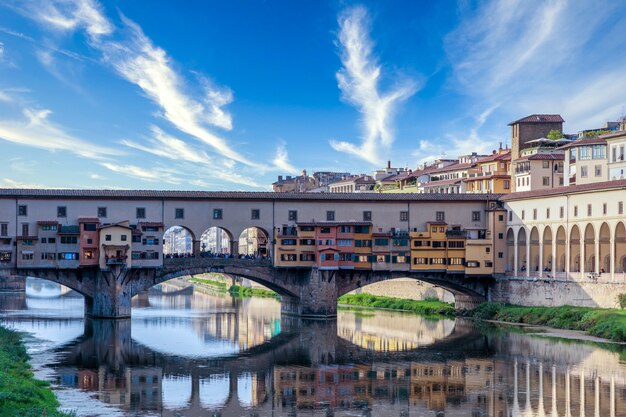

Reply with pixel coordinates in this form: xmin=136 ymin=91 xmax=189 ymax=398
xmin=374 ymin=238 xmax=388 ymax=246
xmin=430 ymin=258 xmax=446 ymax=265
xmin=400 ymin=211 xmax=408 ymax=221
xmin=320 ymin=227 xmax=331 ymax=234
xmin=354 ymin=239 xmax=371 ymax=247
xmin=448 ymin=241 xmax=465 ymax=248
xmin=498 ymin=214 xmax=504 ymax=221
xmin=595 ymin=165 xmax=602 ymax=177
xmin=581 ymin=166 xmax=588 ymax=178
xmin=449 ymin=258 xmax=464 ymax=265
xmin=97 ymin=207 xmax=107 ymax=218
xmin=121 ymin=235 xmax=127 ymax=242
xmin=619 ymin=201 xmax=624 ymax=215
xmin=337 ymin=239 xmax=352 ymax=246
xmin=18 ymin=205 xmax=27 ymax=216
xmin=542 ymin=177 xmax=550 ymax=186
xmin=0 ymin=223 xmax=6 ymax=237
xmin=60 ymin=236 xmax=78 ymax=244
xmin=288 ymin=210 xmax=298 ymax=221
xmin=472 ymin=211 xmax=481 ymax=222
xmin=281 ymin=239 xmax=297 ymax=246
xmin=41 ymin=253 xmax=55 ymax=261
xmin=498 ymin=252 xmax=504 ymax=259
xmin=0 ymin=252 xmax=11 ymax=263
xmin=58 ymin=252 xmax=79 ymax=260
xmin=21 ymin=253 xmax=33 ymax=260
xmin=546 ymin=208 xmax=550 ymax=219
xmin=533 ymin=209 xmax=537 ymax=220
xmin=326 ymin=211 xmax=335 ymax=221
xmin=105 ymin=234 xmax=111 ymax=241
xmin=521 ymin=210 xmax=525 ymax=220
xmin=498 ymin=233 xmax=504 ymax=239
xmin=83 ymin=223 xmax=97 ymax=231
xmin=432 ymin=241 xmax=447 ymax=248
xmin=603 ymin=203 xmax=607 ymax=215
xmin=41 ymin=238 xmax=47 ymax=244
xmin=579 ymin=146 xmax=591 ymax=160
xmin=339 ymin=226 xmax=351 ymax=233
xmin=143 ymin=238 xmax=159 ymax=245
xmin=21 ymin=223 xmax=29 ymax=237
xmin=587 ymin=204 xmax=592 ymax=216
xmin=213 ymin=208 xmax=223 ymax=220
xmin=508 ymin=211 xmax=512 ymax=221
xmin=486 ymin=247 xmax=491 ymax=253
xmin=299 ymin=239 xmax=315 ymax=246
xmin=436 ymin=211 xmax=445 ymax=222
xmin=57 ymin=206 xmax=67 ymax=217
xmin=354 ymin=225 xmax=369 ymax=233
xmin=87 ymin=238 xmax=93 ymax=244
xmin=136 ymin=208 xmax=146 ymax=219
xmin=48 ymin=238 xmax=56 ymax=244
xmin=560 ymin=206 xmax=564 ymax=218
xmin=251 ymin=209 xmax=260 ymax=220
xmin=542 ymin=160 xmax=550 ymax=168
xmin=21 ymin=239 xmax=33 ymax=246
xmin=300 ymin=254 xmax=316 ymax=262
xmin=363 ymin=211 xmax=372 ymax=221
xmin=84 ymin=250 xmax=95 ymax=260
xmin=504 ymin=180 xmax=510 ymax=190
xmin=413 ymin=257 xmax=428 ymax=265
xmin=41 ymin=224 xmax=57 ymax=231
xmin=175 ymin=208 xmax=184 ymax=219
xmin=466 ymin=261 xmax=480 ymax=268
xmin=592 ymin=145 xmax=605 ymax=159
xmin=574 ymin=206 xmax=578 ymax=217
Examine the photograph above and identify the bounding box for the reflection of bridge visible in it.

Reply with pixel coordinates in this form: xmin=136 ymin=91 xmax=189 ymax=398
xmin=52 ymin=317 xmax=485 ymax=416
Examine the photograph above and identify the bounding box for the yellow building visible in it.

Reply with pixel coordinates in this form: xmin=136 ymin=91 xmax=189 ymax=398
xmin=465 ymin=149 xmax=511 ymax=194
xmin=99 ymin=221 xmax=133 ymax=269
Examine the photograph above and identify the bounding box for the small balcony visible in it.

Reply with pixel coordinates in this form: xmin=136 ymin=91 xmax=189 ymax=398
xmin=105 ymin=255 xmax=128 ymax=265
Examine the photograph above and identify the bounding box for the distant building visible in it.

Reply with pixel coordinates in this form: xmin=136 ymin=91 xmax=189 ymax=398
xmin=313 ymin=171 xmax=351 ymax=188
xmin=508 ymin=114 xmax=564 ymax=191
xmin=577 ymin=121 xmax=621 ymax=138
xmin=465 ymin=147 xmax=511 ymax=194
xmin=373 ymin=161 xmax=407 ymax=181
xmin=328 ymin=175 xmax=376 ymax=193
xmin=272 ymin=170 xmax=316 ymax=192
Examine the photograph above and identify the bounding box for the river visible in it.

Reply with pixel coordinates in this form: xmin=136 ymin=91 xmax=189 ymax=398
xmin=1 ymin=278 xmax=626 ymax=416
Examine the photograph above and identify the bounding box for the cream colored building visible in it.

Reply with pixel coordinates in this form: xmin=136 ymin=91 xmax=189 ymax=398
xmin=607 ymin=131 xmax=626 ymax=180
xmin=98 ymin=221 xmax=132 ymax=269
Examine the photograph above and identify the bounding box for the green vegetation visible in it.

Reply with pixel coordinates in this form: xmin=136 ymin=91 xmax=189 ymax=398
xmin=0 ymin=326 xmax=74 ymax=417
xmin=338 ymin=293 xmax=455 ymax=317
xmin=228 ymin=285 xmax=279 ymax=299
xmin=469 ymin=303 xmax=626 ymax=342
xmin=547 ymin=129 xmax=564 ymax=140
xmin=188 ymin=276 xmax=228 ymax=291
xmin=618 ymin=293 xmax=626 ymax=309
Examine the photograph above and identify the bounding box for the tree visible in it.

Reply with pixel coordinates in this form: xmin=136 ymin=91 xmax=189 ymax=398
xmin=547 ymin=129 xmax=563 ymax=141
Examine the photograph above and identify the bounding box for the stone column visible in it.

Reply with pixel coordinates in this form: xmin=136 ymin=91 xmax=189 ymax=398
xmin=539 ymin=239 xmax=544 ymax=278
xmin=566 ymin=228 xmax=571 ymax=278
xmin=90 ymin=265 xmax=133 ymax=318
xmin=525 ymin=240 xmax=531 ymax=278
xmin=580 ymin=368 xmax=586 ymax=417
xmin=552 ymin=237 xmax=558 ymax=280
xmin=595 ymin=229 xmax=601 ymax=274
xmin=230 ymin=240 xmax=239 ymax=257
xmin=192 ymin=240 xmax=201 ymax=258
xmin=513 ymin=239 xmax=518 ymax=277
xmin=610 ymin=237 xmax=616 ymax=282
xmin=580 ymin=235 xmax=586 ymax=279
xmin=297 ymin=268 xmax=337 ymax=318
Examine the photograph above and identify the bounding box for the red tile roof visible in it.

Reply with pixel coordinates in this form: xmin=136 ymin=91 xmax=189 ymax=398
xmin=0 ymin=189 xmax=500 ymax=202
xmin=501 ymin=179 xmax=626 ymax=201
xmin=558 ymin=137 xmax=606 ymax=150
xmin=514 ymin=153 xmax=564 ymax=162
xmin=508 ymin=114 xmax=564 ymax=125
xmin=422 ymin=178 xmax=463 ymax=187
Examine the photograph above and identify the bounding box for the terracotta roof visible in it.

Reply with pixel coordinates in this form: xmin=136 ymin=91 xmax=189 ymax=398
xmin=422 ymin=178 xmax=463 ymax=187
xmin=501 ymin=179 xmax=626 ymax=201
xmin=138 ymin=222 xmax=164 ymax=229
xmin=99 ymin=222 xmax=133 ymax=230
xmin=428 ymin=162 xmax=475 ymax=175
xmin=558 ymin=137 xmax=606 ymax=150
xmin=0 ymin=189 xmax=500 ymax=202
xmin=297 ymin=221 xmax=372 ymax=227
xmin=508 ymin=114 xmax=564 ymax=125
xmin=78 ymin=217 xmax=100 ymax=222
xmin=37 ymin=221 xmax=59 ymax=225
xmin=476 ymin=151 xmax=511 ymax=164
xmin=600 ymin=130 xmax=626 ymax=141
xmin=514 ymin=153 xmax=564 ymax=162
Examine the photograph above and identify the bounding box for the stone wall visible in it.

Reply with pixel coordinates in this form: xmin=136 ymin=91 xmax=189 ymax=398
xmin=492 ymin=279 xmax=626 ymax=309
xmin=348 ymin=278 xmax=455 ymax=303
xmin=0 ymin=275 xmax=26 ymax=291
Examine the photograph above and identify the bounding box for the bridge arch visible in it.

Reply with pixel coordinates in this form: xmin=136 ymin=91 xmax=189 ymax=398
xmin=163 ymin=226 xmax=195 ymax=257
xmin=200 ymin=226 xmax=233 ymax=255
xmin=237 ymin=226 xmax=270 ymax=258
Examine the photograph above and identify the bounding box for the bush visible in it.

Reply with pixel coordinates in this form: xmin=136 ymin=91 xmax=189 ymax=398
xmin=618 ymin=293 xmax=626 ymax=309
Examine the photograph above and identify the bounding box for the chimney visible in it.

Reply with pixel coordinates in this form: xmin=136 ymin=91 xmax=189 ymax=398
xmin=286 ymin=176 xmax=292 ymax=180
xmin=387 ymin=160 xmax=391 ymax=169
xmin=278 ymin=175 xmax=283 ymax=181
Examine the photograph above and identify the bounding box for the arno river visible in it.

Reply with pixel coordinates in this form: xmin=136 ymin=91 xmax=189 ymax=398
xmin=1 ymin=279 xmax=626 ymax=417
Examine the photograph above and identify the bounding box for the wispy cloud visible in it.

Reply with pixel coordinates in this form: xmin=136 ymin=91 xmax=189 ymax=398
xmin=0 ymin=107 xmax=122 ymax=160
xmin=446 ymin=0 xmax=626 ymax=131
xmin=0 ymin=41 xmax=4 ymax=61
xmin=120 ymin=126 xmax=212 ymax=165
xmin=272 ymin=143 xmax=299 ymax=175
xmin=330 ymin=5 xmax=418 ymax=165
xmin=100 ymin=162 xmax=181 ymax=184
xmin=26 ymin=0 xmax=112 ymax=40
xmin=0 ymin=178 xmax=50 ymax=188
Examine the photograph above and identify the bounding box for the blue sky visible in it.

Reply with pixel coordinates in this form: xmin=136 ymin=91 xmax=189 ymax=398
xmin=1 ymin=0 xmax=625 ymax=190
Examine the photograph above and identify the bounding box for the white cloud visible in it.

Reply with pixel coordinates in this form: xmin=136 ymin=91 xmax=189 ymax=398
xmin=0 ymin=107 xmax=122 ymax=160
xmin=0 ymin=41 xmax=4 ymax=61
xmin=89 ymin=172 xmax=105 ymax=180
xmin=0 ymin=178 xmax=49 ymax=188
xmin=330 ymin=5 xmax=418 ymax=165
xmin=100 ymin=162 xmax=181 ymax=184
xmin=27 ymin=0 xmax=112 ymax=40
xmin=120 ymin=126 xmax=212 ymax=165
xmin=446 ymin=0 xmax=626 ymax=132
xmin=272 ymin=143 xmax=299 ymax=175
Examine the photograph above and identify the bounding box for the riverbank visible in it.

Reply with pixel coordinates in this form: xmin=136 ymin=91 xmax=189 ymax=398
xmin=469 ymin=303 xmax=626 ymax=343
xmin=0 ymin=325 xmax=73 ymax=417
xmin=338 ymin=293 xmax=455 ymax=317
xmin=188 ymin=276 xmax=279 ymax=298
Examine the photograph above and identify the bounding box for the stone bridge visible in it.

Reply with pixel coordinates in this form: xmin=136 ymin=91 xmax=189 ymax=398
xmin=3 ymin=257 xmax=492 ymax=318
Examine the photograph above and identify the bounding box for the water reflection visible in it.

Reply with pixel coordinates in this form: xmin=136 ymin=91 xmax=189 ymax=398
xmin=0 ymin=278 xmax=625 ymax=416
